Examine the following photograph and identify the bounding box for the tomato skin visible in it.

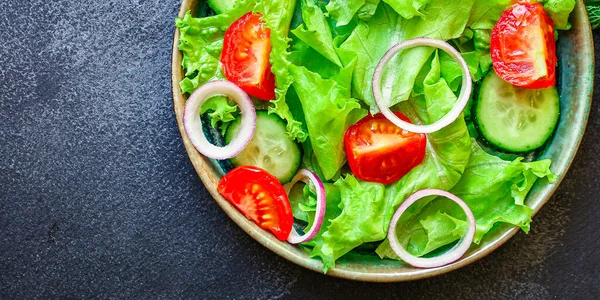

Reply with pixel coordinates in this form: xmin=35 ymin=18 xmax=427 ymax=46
xmin=217 ymin=166 xmax=293 ymax=241
xmin=344 ymin=112 xmax=427 ymax=185
xmin=221 ymin=12 xmax=276 ymax=101
xmin=491 ymin=3 xmax=556 ymax=89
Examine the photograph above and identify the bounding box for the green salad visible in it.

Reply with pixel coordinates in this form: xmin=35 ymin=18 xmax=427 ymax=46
xmin=176 ymin=0 xmax=575 ymax=272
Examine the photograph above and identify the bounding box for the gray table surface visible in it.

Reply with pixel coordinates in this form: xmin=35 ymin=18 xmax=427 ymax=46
xmin=1 ymin=1 xmax=599 ymax=299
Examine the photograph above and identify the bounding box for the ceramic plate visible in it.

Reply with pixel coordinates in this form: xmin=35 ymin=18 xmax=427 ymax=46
xmin=171 ymin=0 xmax=594 ymax=282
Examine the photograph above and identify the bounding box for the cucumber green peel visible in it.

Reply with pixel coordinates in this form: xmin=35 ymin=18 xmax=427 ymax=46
xmin=207 ymin=0 xmax=236 ymax=14
xmin=225 ymin=111 xmax=302 ymax=183
xmin=475 ymin=71 xmax=560 ymax=153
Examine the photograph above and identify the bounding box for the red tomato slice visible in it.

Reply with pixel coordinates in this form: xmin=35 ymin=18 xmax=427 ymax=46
xmin=221 ymin=12 xmax=276 ymax=100
xmin=217 ymin=166 xmax=293 ymax=241
xmin=344 ymin=112 xmax=427 ymax=185
xmin=491 ymin=3 xmax=557 ymax=89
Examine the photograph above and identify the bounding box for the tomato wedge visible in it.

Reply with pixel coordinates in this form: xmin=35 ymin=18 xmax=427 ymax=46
xmin=221 ymin=12 xmax=276 ymax=100
xmin=344 ymin=112 xmax=427 ymax=185
xmin=491 ymin=3 xmax=557 ymax=89
xmin=217 ymin=166 xmax=293 ymax=241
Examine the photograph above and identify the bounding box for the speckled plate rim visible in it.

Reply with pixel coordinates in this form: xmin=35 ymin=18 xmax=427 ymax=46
xmin=171 ymin=0 xmax=594 ymax=282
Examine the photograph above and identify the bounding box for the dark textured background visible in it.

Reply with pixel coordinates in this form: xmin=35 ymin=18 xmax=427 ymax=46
xmin=0 ymin=1 xmax=598 ymax=299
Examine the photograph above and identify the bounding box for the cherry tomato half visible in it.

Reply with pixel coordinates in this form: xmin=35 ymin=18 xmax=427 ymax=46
xmin=344 ymin=112 xmax=427 ymax=185
xmin=217 ymin=166 xmax=293 ymax=241
xmin=221 ymin=12 xmax=276 ymax=100
xmin=491 ymin=3 xmax=556 ymax=89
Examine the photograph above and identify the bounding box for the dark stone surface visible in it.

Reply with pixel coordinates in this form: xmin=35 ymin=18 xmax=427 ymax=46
xmin=0 ymin=0 xmax=598 ymax=298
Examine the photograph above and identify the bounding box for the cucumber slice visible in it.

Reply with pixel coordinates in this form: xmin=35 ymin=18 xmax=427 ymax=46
xmin=225 ymin=111 xmax=302 ymax=183
xmin=207 ymin=0 xmax=236 ymax=14
xmin=475 ymin=71 xmax=560 ymax=153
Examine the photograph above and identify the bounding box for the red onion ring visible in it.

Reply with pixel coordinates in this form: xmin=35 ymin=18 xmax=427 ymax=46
xmin=372 ymin=38 xmax=473 ymax=134
xmin=387 ymin=189 xmax=476 ymax=268
xmin=183 ymin=81 xmax=256 ymax=160
xmin=284 ymin=169 xmax=326 ymax=244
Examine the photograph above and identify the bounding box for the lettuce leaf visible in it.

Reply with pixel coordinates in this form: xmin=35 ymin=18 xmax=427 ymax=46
xmin=298 ymin=183 xmax=344 ymax=263
xmin=326 ymin=0 xmax=366 ymax=26
xmin=357 ymin=0 xmax=382 ymax=21
xmin=304 ymin=51 xmax=472 ymax=272
xmin=338 ymin=0 xmax=474 ymax=111
xmin=291 ymin=0 xmax=343 ymax=66
xmin=383 ymin=0 xmax=432 ymax=19
xmin=289 ymin=43 xmax=343 ymax=80
xmin=256 ymin=0 xmax=310 ymax=142
xmin=376 ymin=142 xmax=556 ymax=259
xmin=199 ymin=95 xmax=238 ymax=131
xmin=541 ymin=0 xmax=576 ymax=30
xmin=467 ymin=0 xmax=511 ymax=30
xmin=176 ymin=9 xmax=249 ymax=94
xmin=375 ymin=202 xmax=470 ymax=259
xmin=326 ymin=0 xmax=437 ymax=25
xmin=289 ymin=64 xmax=367 ymax=180
xmin=289 ymin=7 xmax=356 ymax=81
xmin=289 ymin=19 xmax=365 ymax=180
xmin=450 ymin=145 xmax=556 ymax=239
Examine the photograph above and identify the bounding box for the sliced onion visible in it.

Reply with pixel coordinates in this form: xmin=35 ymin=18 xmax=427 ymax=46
xmin=387 ymin=189 xmax=476 ymax=269
xmin=183 ymin=81 xmax=256 ymax=160
xmin=372 ymin=37 xmax=473 ymax=134
xmin=284 ymin=169 xmax=326 ymax=244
